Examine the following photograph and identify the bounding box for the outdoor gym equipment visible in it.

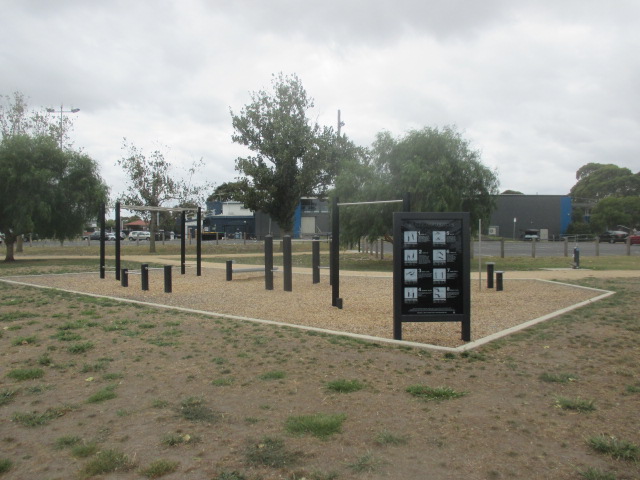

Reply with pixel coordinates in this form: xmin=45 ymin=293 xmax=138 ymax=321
xmin=225 ymin=235 xmax=291 ymax=291
xmin=96 ymin=202 xmax=202 ymax=281
xmin=330 ymin=195 xmax=411 ymax=309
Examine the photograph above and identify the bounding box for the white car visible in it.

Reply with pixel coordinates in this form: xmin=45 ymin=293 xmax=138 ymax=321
xmin=128 ymin=231 xmax=151 ymax=241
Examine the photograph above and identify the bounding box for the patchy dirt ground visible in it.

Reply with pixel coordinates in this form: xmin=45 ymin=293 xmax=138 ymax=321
xmin=0 ymin=268 xmax=639 ymax=480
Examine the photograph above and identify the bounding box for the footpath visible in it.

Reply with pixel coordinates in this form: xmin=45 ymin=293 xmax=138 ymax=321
xmin=11 ymin=253 xmax=640 ymax=281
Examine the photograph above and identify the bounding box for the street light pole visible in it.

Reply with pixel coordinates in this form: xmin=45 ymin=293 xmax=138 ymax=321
xmin=46 ymin=105 xmax=80 ymax=149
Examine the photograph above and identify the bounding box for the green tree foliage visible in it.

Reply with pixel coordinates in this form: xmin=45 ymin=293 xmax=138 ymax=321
xmin=230 ymin=73 xmax=337 ymax=233
xmin=334 ymin=126 xmax=499 ymax=244
xmin=570 ymin=163 xmax=640 ymax=201
xmin=0 ymin=135 xmax=108 ymax=260
xmin=116 ymin=140 xmax=206 ymax=252
xmin=590 ymin=196 xmax=640 ymax=232
xmin=207 ymin=181 xmax=247 ymax=202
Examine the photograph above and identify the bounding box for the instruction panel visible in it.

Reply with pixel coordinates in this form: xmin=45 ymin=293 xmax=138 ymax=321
xmin=393 ymin=212 xmax=470 ymax=341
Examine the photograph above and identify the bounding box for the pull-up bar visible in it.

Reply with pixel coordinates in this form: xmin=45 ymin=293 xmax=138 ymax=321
xmin=337 ymin=199 xmax=404 ymax=207
xmin=98 ymin=202 xmax=202 ymax=281
xmin=330 ymin=193 xmax=410 ymax=309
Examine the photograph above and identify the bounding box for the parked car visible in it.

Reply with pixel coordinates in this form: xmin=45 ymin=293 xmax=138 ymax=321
xmin=523 ymin=229 xmax=540 ymax=241
xmin=628 ymin=234 xmax=640 ymax=245
xmin=598 ymin=230 xmax=628 ymax=243
xmin=128 ymin=231 xmax=151 ymax=241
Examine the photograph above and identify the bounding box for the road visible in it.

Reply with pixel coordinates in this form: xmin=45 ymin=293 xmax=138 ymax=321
xmin=15 ymin=237 xmax=640 ymax=258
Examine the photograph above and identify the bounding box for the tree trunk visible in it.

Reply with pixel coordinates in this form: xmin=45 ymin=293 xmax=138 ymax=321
xmin=4 ymin=238 xmax=16 ymax=262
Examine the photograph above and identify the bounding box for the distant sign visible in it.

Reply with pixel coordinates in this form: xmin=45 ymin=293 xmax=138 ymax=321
xmin=393 ymin=212 xmax=471 ymax=341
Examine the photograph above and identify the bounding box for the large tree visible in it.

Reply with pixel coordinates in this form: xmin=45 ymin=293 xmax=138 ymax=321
xmin=0 ymin=135 xmax=108 ymax=261
xmin=589 ymin=196 xmax=640 ymax=232
xmin=116 ymin=140 xmax=207 ymax=252
xmin=569 ymin=163 xmax=640 ymax=201
xmin=334 ymin=126 xmax=500 ymax=244
xmin=230 ymin=73 xmax=337 ymax=233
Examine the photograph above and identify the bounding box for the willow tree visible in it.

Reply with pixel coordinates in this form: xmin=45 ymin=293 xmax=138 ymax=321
xmin=0 ymin=135 xmax=108 ymax=261
xmin=334 ymin=126 xmax=500 ymax=244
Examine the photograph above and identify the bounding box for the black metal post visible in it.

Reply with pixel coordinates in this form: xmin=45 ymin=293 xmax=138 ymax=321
xmin=196 ymin=207 xmax=202 ymax=276
xmin=573 ymin=247 xmax=580 ymax=269
xmin=164 ymin=265 xmax=172 ymax=293
xmin=180 ymin=211 xmax=186 ymax=275
xmin=265 ymin=235 xmax=274 ymax=290
xmin=496 ymin=271 xmax=504 ymax=291
xmin=121 ymin=268 xmax=128 ymax=287
xmin=487 ymin=262 xmax=495 ymax=289
xmin=99 ymin=203 xmax=106 ymax=279
xmin=283 ymin=235 xmax=292 ymax=292
xmin=312 ymin=236 xmax=320 ymax=284
xmin=331 ymin=197 xmax=340 ymax=307
xmin=115 ymin=202 xmax=121 ymax=280
xmin=141 ymin=264 xmax=149 ymax=291
xmin=403 ymin=192 xmax=411 ymax=212
xmin=226 ymin=260 xmax=233 ymax=281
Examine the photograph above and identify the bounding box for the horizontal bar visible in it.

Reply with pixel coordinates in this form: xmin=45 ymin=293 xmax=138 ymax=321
xmin=120 ymin=205 xmax=198 ymax=212
xmin=337 ymin=199 xmax=403 ymax=206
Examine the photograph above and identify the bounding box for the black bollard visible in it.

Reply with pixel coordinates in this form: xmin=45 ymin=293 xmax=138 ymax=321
xmin=121 ymin=268 xmax=128 ymax=287
xmin=573 ymin=247 xmax=580 ymax=269
xmin=226 ymin=260 xmax=233 ymax=281
xmin=164 ymin=265 xmax=172 ymax=293
xmin=141 ymin=264 xmax=149 ymax=291
xmin=496 ymin=271 xmax=504 ymax=291
xmin=312 ymin=236 xmax=320 ymax=284
xmin=487 ymin=262 xmax=495 ymax=289
xmin=283 ymin=235 xmax=292 ymax=292
xmin=265 ymin=235 xmax=274 ymax=291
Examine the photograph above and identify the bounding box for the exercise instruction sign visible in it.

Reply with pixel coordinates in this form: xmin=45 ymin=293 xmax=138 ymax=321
xmin=393 ymin=212 xmax=470 ymax=341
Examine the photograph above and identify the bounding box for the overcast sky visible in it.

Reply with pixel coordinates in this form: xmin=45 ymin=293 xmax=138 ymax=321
xmin=2 ymin=0 xmax=639 ymax=203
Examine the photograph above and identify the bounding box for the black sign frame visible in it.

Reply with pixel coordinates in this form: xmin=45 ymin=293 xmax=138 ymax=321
xmin=393 ymin=212 xmax=471 ymax=341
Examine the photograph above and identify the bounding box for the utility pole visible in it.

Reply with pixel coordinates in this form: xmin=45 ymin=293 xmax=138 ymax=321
xmin=337 ymin=110 xmax=344 ymax=137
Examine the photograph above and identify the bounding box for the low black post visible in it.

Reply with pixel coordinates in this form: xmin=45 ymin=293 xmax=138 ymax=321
xmin=496 ymin=271 xmax=504 ymax=291
xmin=164 ymin=265 xmax=172 ymax=293
xmin=312 ymin=236 xmax=320 ymax=284
xmin=226 ymin=260 xmax=233 ymax=281
xmin=283 ymin=235 xmax=292 ymax=292
xmin=487 ymin=262 xmax=495 ymax=289
xmin=141 ymin=264 xmax=149 ymax=291
xmin=265 ymin=235 xmax=274 ymax=290
xmin=121 ymin=268 xmax=128 ymax=287
xmin=573 ymin=247 xmax=580 ymax=269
